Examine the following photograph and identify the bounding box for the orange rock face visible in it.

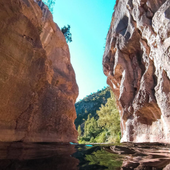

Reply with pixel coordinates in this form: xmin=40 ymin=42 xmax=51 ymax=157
xmin=103 ymin=0 xmax=170 ymax=143
xmin=0 ymin=0 xmax=78 ymax=142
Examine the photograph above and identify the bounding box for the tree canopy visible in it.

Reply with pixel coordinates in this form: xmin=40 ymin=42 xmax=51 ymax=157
xmin=78 ymin=90 xmax=121 ymax=144
xmin=97 ymin=92 xmax=121 ymax=143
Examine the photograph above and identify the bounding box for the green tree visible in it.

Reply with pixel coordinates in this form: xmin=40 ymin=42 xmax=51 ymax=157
xmin=77 ymin=88 xmax=121 ymax=144
xmin=78 ymin=125 xmax=82 ymax=140
xmin=97 ymin=91 xmax=121 ymax=143
xmin=78 ymin=114 xmax=102 ymax=143
xmin=83 ymin=114 xmax=91 ymax=138
xmin=95 ymin=131 xmax=107 ymax=143
xmin=78 ymin=125 xmax=82 ymax=136
xmin=61 ymin=25 xmax=72 ymax=43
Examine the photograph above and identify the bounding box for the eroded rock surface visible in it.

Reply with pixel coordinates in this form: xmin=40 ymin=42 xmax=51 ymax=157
xmin=103 ymin=0 xmax=170 ymax=143
xmin=0 ymin=0 xmax=78 ymax=142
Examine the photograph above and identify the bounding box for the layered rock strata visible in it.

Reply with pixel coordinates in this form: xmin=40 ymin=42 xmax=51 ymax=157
xmin=0 ymin=0 xmax=78 ymax=142
xmin=103 ymin=0 xmax=170 ymax=143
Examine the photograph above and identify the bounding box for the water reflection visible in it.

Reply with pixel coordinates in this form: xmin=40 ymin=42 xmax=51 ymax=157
xmin=0 ymin=142 xmax=170 ymax=169
xmin=0 ymin=142 xmax=79 ymax=170
xmin=73 ymin=145 xmax=122 ymax=170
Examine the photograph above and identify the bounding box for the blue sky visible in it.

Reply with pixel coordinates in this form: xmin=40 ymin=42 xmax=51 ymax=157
xmin=53 ymin=0 xmax=116 ymax=101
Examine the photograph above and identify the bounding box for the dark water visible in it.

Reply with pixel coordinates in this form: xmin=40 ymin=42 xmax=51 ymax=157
xmin=0 ymin=142 xmax=170 ymax=170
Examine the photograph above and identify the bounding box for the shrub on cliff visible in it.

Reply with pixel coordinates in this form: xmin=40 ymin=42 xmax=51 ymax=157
xmin=61 ymin=25 xmax=72 ymax=43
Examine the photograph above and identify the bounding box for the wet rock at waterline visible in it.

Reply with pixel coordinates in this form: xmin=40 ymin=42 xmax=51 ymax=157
xmin=0 ymin=0 xmax=78 ymax=142
xmin=103 ymin=0 xmax=170 ymax=143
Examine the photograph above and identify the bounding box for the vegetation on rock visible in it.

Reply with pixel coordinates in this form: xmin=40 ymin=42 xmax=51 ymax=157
xmin=41 ymin=1 xmax=72 ymax=43
xmin=42 ymin=0 xmax=55 ymax=13
xmin=75 ymin=88 xmax=121 ymax=144
xmin=61 ymin=25 xmax=72 ymax=43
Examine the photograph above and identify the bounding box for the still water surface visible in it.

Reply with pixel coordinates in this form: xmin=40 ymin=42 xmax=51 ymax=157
xmin=0 ymin=142 xmax=170 ymax=170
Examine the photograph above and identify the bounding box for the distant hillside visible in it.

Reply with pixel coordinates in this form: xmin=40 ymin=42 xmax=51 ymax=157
xmin=75 ymin=87 xmax=111 ymax=128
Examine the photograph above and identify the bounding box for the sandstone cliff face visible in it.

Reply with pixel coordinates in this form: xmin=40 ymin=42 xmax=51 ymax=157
xmin=103 ymin=0 xmax=170 ymax=143
xmin=0 ymin=0 xmax=78 ymax=142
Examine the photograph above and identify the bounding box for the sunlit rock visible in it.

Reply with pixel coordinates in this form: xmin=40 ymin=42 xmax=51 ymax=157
xmin=103 ymin=0 xmax=170 ymax=143
xmin=0 ymin=0 xmax=78 ymax=142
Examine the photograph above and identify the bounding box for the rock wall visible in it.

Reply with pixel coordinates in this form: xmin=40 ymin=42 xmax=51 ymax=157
xmin=103 ymin=0 xmax=170 ymax=143
xmin=0 ymin=0 xmax=78 ymax=142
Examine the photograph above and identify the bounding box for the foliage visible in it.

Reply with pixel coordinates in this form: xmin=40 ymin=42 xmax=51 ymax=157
xmin=84 ymin=115 xmax=102 ymax=138
xmin=75 ymin=87 xmax=111 ymax=129
xmin=94 ymin=131 xmax=107 ymax=143
xmin=61 ymin=25 xmax=72 ymax=43
xmin=42 ymin=0 xmax=55 ymax=13
xmin=77 ymin=125 xmax=82 ymax=140
xmin=41 ymin=1 xmax=72 ymax=44
xmin=97 ymin=92 xmax=121 ymax=143
xmin=79 ymin=114 xmax=102 ymax=144
xmin=78 ymin=90 xmax=121 ymax=144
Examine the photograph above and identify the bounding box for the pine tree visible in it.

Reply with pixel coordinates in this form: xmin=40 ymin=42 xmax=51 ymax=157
xmin=83 ymin=114 xmax=91 ymax=138
xmin=97 ymin=91 xmax=120 ymax=143
xmin=77 ymin=89 xmax=121 ymax=144
xmin=77 ymin=125 xmax=82 ymax=140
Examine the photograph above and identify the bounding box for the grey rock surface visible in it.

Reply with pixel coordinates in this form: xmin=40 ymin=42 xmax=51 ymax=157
xmin=103 ymin=0 xmax=170 ymax=143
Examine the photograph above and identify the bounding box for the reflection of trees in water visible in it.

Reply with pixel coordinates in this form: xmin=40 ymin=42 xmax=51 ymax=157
xmin=85 ymin=149 xmax=123 ymax=170
xmin=73 ymin=145 xmax=122 ymax=170
xmin=0 ymin=143 xmax=170 ymax=169
xmin=73 ymin=143 xmax=170 ymax=170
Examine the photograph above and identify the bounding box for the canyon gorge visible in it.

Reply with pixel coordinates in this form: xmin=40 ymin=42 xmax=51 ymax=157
xmin=1 ymin=0 xmax=170 ymax=144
